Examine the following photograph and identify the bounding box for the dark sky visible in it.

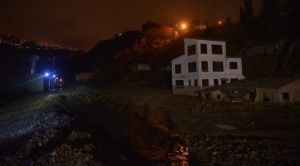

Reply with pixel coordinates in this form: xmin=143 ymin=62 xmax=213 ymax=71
xmin=0 ymin=0 xmax=262 ymax=51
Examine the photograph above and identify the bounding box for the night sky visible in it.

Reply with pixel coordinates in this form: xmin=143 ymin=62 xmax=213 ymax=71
xmin=0 ymin=0 xmax=262 ymax=51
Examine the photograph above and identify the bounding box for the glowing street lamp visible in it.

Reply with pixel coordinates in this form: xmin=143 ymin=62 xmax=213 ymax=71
xmin=181 ymin=23 xmax=187 ymax=29
xmin=218 ymin=21 xmax=222 ymax=25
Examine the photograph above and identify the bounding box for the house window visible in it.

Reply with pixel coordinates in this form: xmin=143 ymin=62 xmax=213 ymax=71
xmin=214 ymin=79 xmax=219 ymax=85
xmin=187 ymin=45 xmax=196 ymax=55
xmin=175 ymin=64 xmax=181 ymax=74
xmin=229 ymin=62 xmax=238 ymax=69
xmin=175 ymin=80 xmax=184 ymax=89
xmin=213 ymin=62 xmax=224 ymax=72
xmin=194 ymin=79 xmax=198 ymax=86
xmin=212 ymin=45 xmax=223 ymax=55
xmin=201 ymin=61 xmax=208 ymax=72
xmin=283 ymin=92 xmax=289 ymax=101
xmin=188 ymin=62 xmax=197 ymax=73
xmin=200 ymin=44 xmax=207 ymax=54
xmin=188 ymin=79 xmax=191 ymax=86
xmin=202 ymin=79 xmax=209 ymax=86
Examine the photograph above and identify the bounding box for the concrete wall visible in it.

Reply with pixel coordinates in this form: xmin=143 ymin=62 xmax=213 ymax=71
xmin=255 ymin=88 xmax=279 ymax=102
xmin=172 ymin=85 xmax=199 ymax=96
xmin=255 ymin=86 xmax=300 ymax=103
xmin=172 ymin=85 xmax=226 ymax=101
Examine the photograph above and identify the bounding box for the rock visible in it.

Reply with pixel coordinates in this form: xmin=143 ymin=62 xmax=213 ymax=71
xmin=51 ymin=151 xmax=57 ymax=156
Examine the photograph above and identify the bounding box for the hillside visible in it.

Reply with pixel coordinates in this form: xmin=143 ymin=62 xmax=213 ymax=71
xmin=85 ymin=1 xmax=300 ymax=86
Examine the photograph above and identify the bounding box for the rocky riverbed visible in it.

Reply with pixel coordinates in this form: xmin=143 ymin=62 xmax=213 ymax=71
xmin=0 ymin=87 xmax=300 ymax=165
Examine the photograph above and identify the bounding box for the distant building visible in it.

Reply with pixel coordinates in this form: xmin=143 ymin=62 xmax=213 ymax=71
xmin=171 ymin=38 xmax=245 ymax=96
xmin=236 ymin=77 xmax=300 ymax=103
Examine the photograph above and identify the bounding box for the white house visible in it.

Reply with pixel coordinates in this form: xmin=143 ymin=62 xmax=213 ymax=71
xmin=171 ymin=38 xmax=245 ymax=96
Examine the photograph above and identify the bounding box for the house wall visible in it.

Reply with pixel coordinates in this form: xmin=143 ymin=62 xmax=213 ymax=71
xmin=172 ymin=38 xmax=245 ymax=96
xmin=255 ymin=88 xmax=280 ymax=102
xmin=255 ymin=85 xmax=300 ymax=103
xmin=280 ymin=80 xmax=300 ymax=102
xmin=172 ymin=85 xmax=199 ymax=96
xmin=227 ymin=58 xmax=244 ymax=79
xmin=292 ymin=89 xmax=300 ymax=102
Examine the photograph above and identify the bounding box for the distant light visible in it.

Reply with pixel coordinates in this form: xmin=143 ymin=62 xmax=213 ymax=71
xmin=181 ymin=23 xmax=187 ymax=29
xmin=52 ymin=75 xmax=56 ymax=78
xmin=44 ymin=72 xmax=49 ymax=77
xmin=218 ymin=21 xmax=222 ymax=25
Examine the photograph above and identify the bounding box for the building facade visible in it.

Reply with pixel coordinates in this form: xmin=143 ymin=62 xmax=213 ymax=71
xmin=172 ymin=38 xmax=245 ymax=95
xmin=237 ymin=77 xmax=300 ymax=103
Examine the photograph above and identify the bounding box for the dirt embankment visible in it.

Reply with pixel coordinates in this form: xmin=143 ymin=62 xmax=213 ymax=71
xmin=0 ymin=87 xmax=300 ymax=165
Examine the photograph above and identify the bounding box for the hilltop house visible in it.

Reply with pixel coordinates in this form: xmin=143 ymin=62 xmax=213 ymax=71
xmin=171 ymin=38 xmax=245 ymax=96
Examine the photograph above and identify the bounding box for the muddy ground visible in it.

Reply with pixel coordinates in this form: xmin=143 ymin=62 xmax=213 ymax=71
xmin=0 ymin=86 xmax=300 ymax=165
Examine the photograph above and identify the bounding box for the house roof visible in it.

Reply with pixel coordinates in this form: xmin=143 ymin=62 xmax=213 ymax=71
xmin=239 ymin=77 xmax=299 ymax=89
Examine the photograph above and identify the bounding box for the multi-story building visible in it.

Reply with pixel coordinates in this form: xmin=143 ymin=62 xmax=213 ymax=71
xmin=172 ymin=38 xmax=245 ymax=95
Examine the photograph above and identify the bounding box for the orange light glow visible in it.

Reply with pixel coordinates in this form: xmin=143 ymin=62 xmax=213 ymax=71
xmin=181 ymin=23 xmax=187 ymax=29
xmin=218 ymin=21 xmax=222 ymax=25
